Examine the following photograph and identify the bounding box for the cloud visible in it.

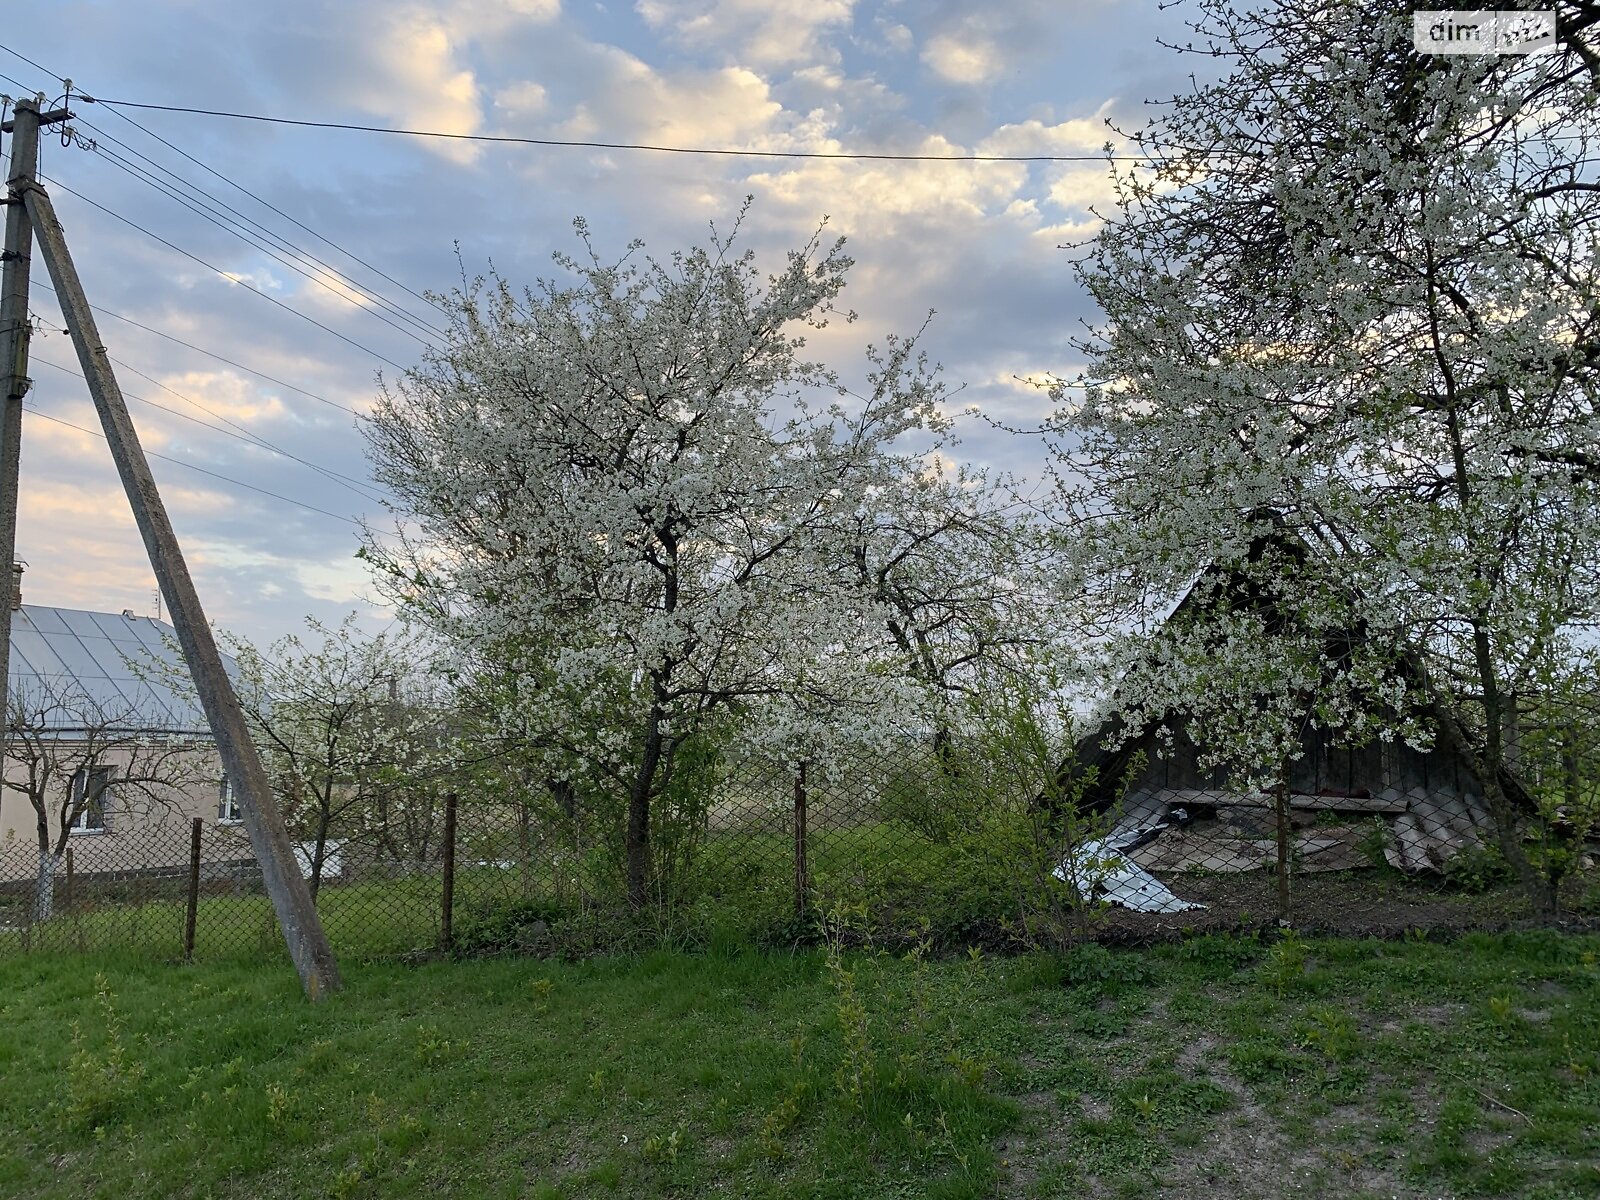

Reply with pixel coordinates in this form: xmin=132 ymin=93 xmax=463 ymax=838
xmin=153 ymin=372 xmax=293 ymax=426
xmin=873 ymin=19 xmax=914 ymax=55
xmin=635 ymin=0 xmax=855 ymax=68
xmin=922 ymin=33 xmax=1004 ymax=85
xmin=493 ymin=81 xmax=550 ymax=123
xmin=559 ymin=49 xmax=784 ymax=147
xmin=345 ymin=10 xmax=485 ymax=164
xmin=444 ymin=0 xmax=561 ymax=37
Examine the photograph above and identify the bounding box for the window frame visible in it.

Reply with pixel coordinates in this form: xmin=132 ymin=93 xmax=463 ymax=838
xmin=68 ymin=764 xmax=115 ymax=835
xmin=217 ymin=774 xmax=243 ymax=824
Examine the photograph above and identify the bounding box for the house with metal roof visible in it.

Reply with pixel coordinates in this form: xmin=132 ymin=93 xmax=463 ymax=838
xmin=1 ymin=604 xmax=254 ymax=918
xmin=8 ymin=603 xmax=217 ymax=733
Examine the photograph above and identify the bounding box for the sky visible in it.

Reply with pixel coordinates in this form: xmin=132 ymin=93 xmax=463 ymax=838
xmin=0 ymin=0 xmax=1199 ymax=647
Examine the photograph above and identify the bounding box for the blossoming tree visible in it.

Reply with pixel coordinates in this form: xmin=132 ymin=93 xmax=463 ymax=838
xmin=363 ymin=214 xmax=1014 ymax=907
xmin=1051 ymin=0 xmax=1600 ymax=913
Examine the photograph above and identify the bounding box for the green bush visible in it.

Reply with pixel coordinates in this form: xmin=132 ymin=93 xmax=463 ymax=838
xmin=1442 ymin=845 xmax=1516 ymax=894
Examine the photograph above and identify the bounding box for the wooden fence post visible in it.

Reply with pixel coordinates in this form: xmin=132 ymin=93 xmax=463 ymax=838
xmin=440 ymin=792 xmax=458 ymax=951
xmin=184 ymin=817 xmax=203 ymax=962
xmin=793 ymin=762 xmax=810 ymax=919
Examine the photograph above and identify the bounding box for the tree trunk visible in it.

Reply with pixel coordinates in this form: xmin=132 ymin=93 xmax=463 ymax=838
xmin=625 ymin=706 xmax=665 ymax=911
xmin=550 ymin=776 xmax=577 ymax=820
xmin=32 ymin=848 xmax=61 ymax=923
xmin=309 ymin=812 xmax=330 ymax=903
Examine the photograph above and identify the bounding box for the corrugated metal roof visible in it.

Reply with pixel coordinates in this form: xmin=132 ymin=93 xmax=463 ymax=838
xmin=8 ymin=604 xmax=231 ymax=734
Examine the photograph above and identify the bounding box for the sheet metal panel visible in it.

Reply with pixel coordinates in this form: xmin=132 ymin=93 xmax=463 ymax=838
xmin=6 ymin=605 xmax=219 ymax=732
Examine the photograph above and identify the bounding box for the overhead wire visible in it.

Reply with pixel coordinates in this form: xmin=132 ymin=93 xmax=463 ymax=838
xmin=82 ymin=137 xmax=444 ymax=349
xmin=2 ymin=59 xmax=430 ymax=374
xmin=0 ymin=42 xmax=1155 ymax=164
xmin=36 ymin=169 xmax=411 ymax=371
xmin=28 ymin=276 xmax=366 ymax=417
xmin=29 ymin=349 xmax=392 ymax=508
xmin=0 ymin=65 xmax=447 ymax=365
xmin=22 ymin=406 xmax=367 ymax=528
xmin=78 ymin=122 xmax=450 ymax=343
xmin=0 ymin=43 xmax=448 ymax=315
xmin=81 ymin=106 xmax=449 ymax=316
xmin=80 ymin=98 xmax=1148 ymax=162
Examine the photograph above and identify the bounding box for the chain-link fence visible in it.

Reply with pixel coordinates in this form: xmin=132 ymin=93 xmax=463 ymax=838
xmin=2 ymin=732 xmax=1595 ymax=965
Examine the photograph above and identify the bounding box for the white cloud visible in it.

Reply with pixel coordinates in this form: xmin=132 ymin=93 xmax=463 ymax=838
xmin=560 ymin=49 xmax=784 ymax=147
xmin=156 ymin=372 xmax=292 ymax=426
xmin=922 ymin=33 xmax=1003 ymax=85
xmin=635 ymin=0 xmax=854 ymax=68
xmin=348 ymin=11 xmax=484 ymax=164
xmin=494 ymin=81 xmax=550 ymax=123
xmin=444 ymin=0 xmax=561 ymax=36
xmin=876 ymin=20 xmax=913 ymax=54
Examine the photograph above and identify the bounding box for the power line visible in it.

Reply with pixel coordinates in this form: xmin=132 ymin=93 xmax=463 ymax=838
xmin=23 ymin=406 xmax=366 ymax=528
xmin=82 ymin=97 xmax=1137 ymax=163
xmin=28 ymin=275 xmax=367 ymax=417
xmin=82 ymin=104 xmax=449 ymax=316
xmin=37 ymin=170 xmax=412 ymax=372
xmin=84 ymin=138 xmax=444 ymax=349
xmin=0 ymin=49 xmax=1135 ymax=164
xmin=79 ymin=122 xmax=450 ymax=343
xmin=0 ymin=49 xmax=447 ymax=327
xmin=30 ymin=350 xmax=391 ymax=507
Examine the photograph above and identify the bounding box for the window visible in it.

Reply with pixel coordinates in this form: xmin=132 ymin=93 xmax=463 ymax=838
xmin=218 ymin=775 xmax=242 ymax=823
xmin=68 ymin=765 xmax=114 ymax=833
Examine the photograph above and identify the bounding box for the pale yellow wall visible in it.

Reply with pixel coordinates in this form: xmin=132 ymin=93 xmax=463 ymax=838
xmin=0 ymin=742 xmax=255 ymax=883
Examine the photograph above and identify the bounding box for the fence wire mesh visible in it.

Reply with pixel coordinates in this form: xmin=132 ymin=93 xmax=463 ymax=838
xmin=2 ymin=729 xmax=1595 ymax=965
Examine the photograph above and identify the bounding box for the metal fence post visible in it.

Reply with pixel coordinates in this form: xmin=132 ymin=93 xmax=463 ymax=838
xmin=64 ymin=847 xmax=74 ymax=917
xmin=184 ymin=817 xmax=203 ymax=962
xmin=793 ymin=761 xmax=810 ymax=919
xmin=440 ymin=791 xmax=458 ymax=951
xmin=1274 ymin=775 xmax=1292 ymax=926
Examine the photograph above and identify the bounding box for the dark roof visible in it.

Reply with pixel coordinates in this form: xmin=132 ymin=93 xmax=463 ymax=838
xmin=1061 ymin=531 xmax=1535 ymax=815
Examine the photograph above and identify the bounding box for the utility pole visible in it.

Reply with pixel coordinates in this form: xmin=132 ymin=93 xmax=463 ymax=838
xmin=0 ymin=97 xmax=68 ymax=746
xmin=8 ymin=107 xmax=342 ymax=1000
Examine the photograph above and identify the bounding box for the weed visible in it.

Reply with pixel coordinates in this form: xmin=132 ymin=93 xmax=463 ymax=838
xmin=266 ymin=1081 xmax=297 ymax=1127
xmin=1259 ymin=930 xmax=1309 ymax=995
xmin=1297 ymin=1006 xmax=1359 ymax=1062
xmin=640 ymin=1126 xmax=683 ymax=1165
xmin=57 ymin=973 xmax=146 ymax=1133
xmin=413 ymin=1023 xmax=456 ymax=1066
xmin=757 ymin=1084 xmax=807 ymax=1159
xmin=822 ymin=909 xmax=878 ymax=1106
xmin=329 ymin=1164 xmax=364 ymax=1199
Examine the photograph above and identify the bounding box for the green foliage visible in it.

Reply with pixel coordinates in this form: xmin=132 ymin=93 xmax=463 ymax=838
xmin=56 ymin=973 xmax=146 ymax=1134
xmin=449 ymin=898 xmax=570 ymax=957
xmin=1258 ymin=929 xmax=1310 ymax=996
xmin=1060 ymin=943 xmax=1155 ymax=994
xmin=1442 ymin=844 xmax=1516 ymax=894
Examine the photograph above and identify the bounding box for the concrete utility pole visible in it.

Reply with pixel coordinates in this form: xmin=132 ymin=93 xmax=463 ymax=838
xmin=0 ymin=98 xmax=68 ymax=746
xmin=13 ymin=123 xmax=343 ymax=999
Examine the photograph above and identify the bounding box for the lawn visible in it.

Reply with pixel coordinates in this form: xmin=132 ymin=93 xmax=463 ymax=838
xmin=0 ymin=930 xmax=1596 ymax=1199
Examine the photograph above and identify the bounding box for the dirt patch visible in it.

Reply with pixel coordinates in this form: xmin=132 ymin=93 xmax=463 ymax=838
xmin=998 ymin=998 xmax=1466 ymax=1198
xmin=1156 ymin=1058 xmax=1440 ymax=1200
xmin=1090 ymin=872 xmax=1560 ymax=946
xmin=1376 ymin=1003 xmax=1463 ymax=1035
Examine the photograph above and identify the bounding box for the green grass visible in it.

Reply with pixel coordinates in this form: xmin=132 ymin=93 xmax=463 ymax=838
xmin=0 ymin=937 xmax=1016 ymax=1199
xmin=1 ymin=930 xmax=1596 ymax=1198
